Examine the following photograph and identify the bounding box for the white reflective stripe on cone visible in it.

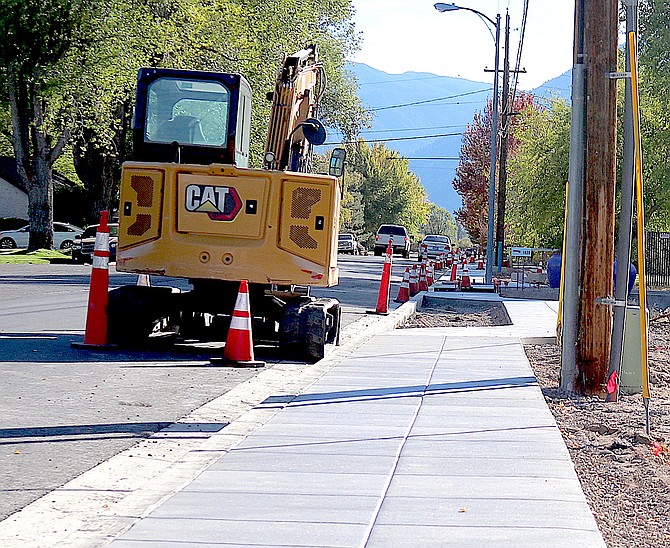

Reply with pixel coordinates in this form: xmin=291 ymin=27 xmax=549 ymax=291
xmin=235 ymin=291 xmax=250 ymax=311
xmin=94 ymin=233 xmax=109 ymax=250
xmin=229 ymin=315 xmax=250 ymax=330
xmin=92 ymin=255 xmax=109 ymax=269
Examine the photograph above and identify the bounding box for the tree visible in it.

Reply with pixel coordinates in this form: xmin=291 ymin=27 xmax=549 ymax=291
xmin=452 ymin=101 xmax=492 ymax=244
xmin=638 ymin=0 xmax=670 ymax=230
xmin=453 ymin=92 xmax=538 ymax=246
xmin=67 ymin=0 xmax=367 ymax=222
xmin=506 ymin=99 xmax=570 ymax=248
xmin=348 ymin=140 xmax=429 ymax=237
xmin=0 ymin=0 xmax=100 ymax=249
xmin=421 ymin=204 xmax=457 ymax=241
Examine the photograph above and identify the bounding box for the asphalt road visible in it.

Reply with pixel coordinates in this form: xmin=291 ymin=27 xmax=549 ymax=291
xmin=0 ymin=254 xmax=414 ymax=520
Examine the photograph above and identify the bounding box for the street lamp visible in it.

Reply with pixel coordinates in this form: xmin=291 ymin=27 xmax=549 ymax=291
xmin=434 ymin=3 xmax=500 ymax=285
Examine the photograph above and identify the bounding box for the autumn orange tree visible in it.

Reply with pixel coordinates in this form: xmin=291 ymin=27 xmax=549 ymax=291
xmin=452 ymin=92 xmax=537 ymax=245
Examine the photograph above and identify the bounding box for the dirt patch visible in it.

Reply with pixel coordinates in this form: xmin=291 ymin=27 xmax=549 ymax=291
xmin=402 ymin=299 xmax=511 ymax=328
xmin=525 ymin=317 xmax=670 ymax=547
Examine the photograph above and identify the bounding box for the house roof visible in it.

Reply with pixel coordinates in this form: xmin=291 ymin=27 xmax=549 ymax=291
xmin=0 ymin=156 xmax=76 ymax=193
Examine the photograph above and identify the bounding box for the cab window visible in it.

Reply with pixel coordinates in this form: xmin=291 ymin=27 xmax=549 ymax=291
xmin=145 ymin=77 xmax=231 ymax=146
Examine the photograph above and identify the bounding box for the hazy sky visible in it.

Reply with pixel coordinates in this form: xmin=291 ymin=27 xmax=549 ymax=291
xmin=350 ymin=1 xmax=576 ymax=89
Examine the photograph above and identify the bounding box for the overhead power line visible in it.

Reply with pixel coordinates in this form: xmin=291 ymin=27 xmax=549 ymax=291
xmin=370 ymin=88 xmax=491 ymax=111
xmin=509 ymin=0 xmax=530 ymax=112
xmin=324 ymin=131 xmax=463 ymax=146
xmin=387 ymin=157 xmax=460 ymax=161
xmin=359 ymin=123 xmax=467 ymax=135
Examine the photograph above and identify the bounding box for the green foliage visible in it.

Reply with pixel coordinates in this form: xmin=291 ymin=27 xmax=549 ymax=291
xmin=506 ymin=100 xmax=570 ymax=248
xmin=0 ymin=0 xmax=366 ymax=228
xmin=504 ymin=1 xmax=670 ymax=245
xmin=453 ymin=92 xmax=538 ymax=245
xmin=639 ymin=0 xmax=670 ymax=230
xmin=421 ymin=204 xmax=457 ymax=241
xmin=348 ymin=140 xmax=429 ymax=238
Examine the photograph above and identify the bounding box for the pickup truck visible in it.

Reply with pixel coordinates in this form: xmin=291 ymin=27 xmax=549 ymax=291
xmin=374 ymin=224 xmax=410 ymax=258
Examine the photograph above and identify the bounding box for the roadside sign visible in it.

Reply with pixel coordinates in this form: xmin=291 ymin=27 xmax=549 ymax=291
xmin=511 ymin=247 xmax=532 ymax=257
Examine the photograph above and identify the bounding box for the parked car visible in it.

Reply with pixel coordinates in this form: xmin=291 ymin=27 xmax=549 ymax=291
xmin=338 ymin=233 xmax=363 ymax=255
xmin=418 ymin=234 xmax=452 ymax=261
xmin=72 ymin=223 xmax=119 ymax=263
xmin=0 ymin=222 xmax=84 ymax=250
xmin=374 ymin=224 xmax=410 ymax=258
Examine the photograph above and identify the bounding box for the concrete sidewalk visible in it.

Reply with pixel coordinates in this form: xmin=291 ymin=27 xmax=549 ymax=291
xmin=107 ymin=295 xmax=604 ymax=547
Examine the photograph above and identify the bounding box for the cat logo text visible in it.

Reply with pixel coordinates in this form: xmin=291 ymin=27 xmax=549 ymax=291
xmin=185 ymin=184 xmax=242 ymax=221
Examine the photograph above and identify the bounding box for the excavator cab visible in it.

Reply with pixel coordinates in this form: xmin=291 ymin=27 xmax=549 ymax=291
xmin=132 ymin=68 xmax=252 ymax=167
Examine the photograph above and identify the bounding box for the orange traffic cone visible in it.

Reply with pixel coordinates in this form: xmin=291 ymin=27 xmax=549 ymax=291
xmin=72 ymin=211 xmax=113 ymax=349
xmin=211 ymin=280 xmax=265 ymax=367
xmin=460 ymin=266 xmax=472 ymax=289
xmin=409 ymin=264 xmax=419 ymax=296
xmin=137 ymin=274 xmax=151 ymax=286
xmin=368 ymin=241 xmax=393 ymax=315
xmin=418 ymin=263 xmax=429 ymax=292
xmin=477 ymin=258 xmax=484 ymax=270
xmin=395 ymin=267 xmax=411 ymax=303
xmin=426 ymin=262 xmax=434 ymax=286
xmin=450 ymin=262 xmax=458 ymax=282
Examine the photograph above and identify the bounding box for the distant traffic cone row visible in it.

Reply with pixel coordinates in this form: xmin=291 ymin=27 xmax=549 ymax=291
xmin=211 ymin=280 xmax=265 ymax=367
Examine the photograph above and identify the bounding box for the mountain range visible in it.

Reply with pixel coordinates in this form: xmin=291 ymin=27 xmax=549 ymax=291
xmin=335 ymin=63 xmax=571 ymax=214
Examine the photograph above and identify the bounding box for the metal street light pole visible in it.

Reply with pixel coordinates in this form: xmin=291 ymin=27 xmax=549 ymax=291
xmin=434 ymin=3 xmax=500 ymax=284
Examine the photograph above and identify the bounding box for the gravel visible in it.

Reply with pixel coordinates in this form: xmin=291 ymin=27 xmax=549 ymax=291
xmin=525 ymin=318 xmax=670 ymax=548
xmin=406 ymin=302 xmax=670 ymax=547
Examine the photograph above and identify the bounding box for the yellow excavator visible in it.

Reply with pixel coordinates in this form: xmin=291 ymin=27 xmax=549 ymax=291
xmin=108 ymin=45 xmax=344 ymax=361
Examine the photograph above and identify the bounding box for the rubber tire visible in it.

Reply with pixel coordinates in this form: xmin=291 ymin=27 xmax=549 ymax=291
xmin=374 ymin=248 xmax=382 ymax=256
xmin=107 ymin=285 xmax=176 ymax=345
xmin=60 ymin=240 xmax=73 ymax=250
xmin=0 ymin=237 xmax=17 ymax=249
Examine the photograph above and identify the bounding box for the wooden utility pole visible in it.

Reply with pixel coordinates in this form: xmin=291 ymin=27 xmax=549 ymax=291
xmin=493 ymin=12 xmax=526 ymax=267
xmin=575 ymin=0 xmax=618 ymax=393
xmin=495 ymin=12 xmax=511 ymax=262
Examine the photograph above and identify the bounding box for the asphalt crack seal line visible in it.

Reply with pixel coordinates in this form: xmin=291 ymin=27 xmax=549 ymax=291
xmin=0 ymin=299 xmax=418 ymax=548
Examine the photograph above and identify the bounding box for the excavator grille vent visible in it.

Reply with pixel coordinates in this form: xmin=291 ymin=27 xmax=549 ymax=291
xmin=290 ymin=225 xmax=318 ymax=249
xmin=127 ymin=214 xmax=152 ymax=236
xmin=291 ymin=187 xmax=321 ymax=219
xmin=130 ymin=175 xmax=154 ymax=207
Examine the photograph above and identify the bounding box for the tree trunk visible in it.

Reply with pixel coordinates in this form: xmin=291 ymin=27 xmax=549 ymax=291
xmin=28 ymin=154 xmax=54 ymax=250
xmin=7 ymin=67 xmax=54 ymax=251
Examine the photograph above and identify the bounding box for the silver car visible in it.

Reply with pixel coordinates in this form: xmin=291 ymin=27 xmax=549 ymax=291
xmin=418 ymin=234 xmax=451 ymax=261
xmin=0 ymin=222 xmax=84 ymax=250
